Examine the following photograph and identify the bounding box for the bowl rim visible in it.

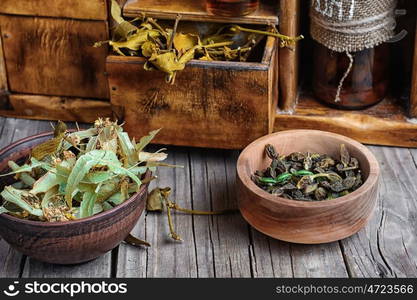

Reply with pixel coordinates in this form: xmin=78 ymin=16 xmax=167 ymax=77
xmin=237 ymin=129 xmax=380 ymax=208
xmin=0 ymin=130 xmax=149 ymax=227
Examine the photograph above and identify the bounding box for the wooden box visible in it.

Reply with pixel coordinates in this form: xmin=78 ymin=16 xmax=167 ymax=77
xmin=0 ymin=0 xmax=112 ymax=122
xmin=275 ymin=0 xmax=417 ymax=148
xmin=106 ymin=0 xmax=279 ymax=149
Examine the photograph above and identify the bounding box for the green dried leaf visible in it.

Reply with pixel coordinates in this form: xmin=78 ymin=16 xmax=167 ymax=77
xmin=31 ymin=171 xmax=59 ymax=194
xmin=0 ymin=160 xmax=42 ymax=178
xmin=138 ymin=151 xmax=167 ymax=162
xmin=41 ymin=186 xmax=59 ymax=210
xmin=106 ymin=192 xmax=124 ymax=206
xmin=117 ymin=131 xmax=138 ymax=167
xmin=173 ymin=33 xmax=200 ymax=53
xmin=6 ymin=161 xmax=36 ymax=186
xmin=141 ymin=40 xmax=158 ymax=57
xmin=146 ymin=187 xmax=165 ymax=211
xmin=110 ymin=0 xmax=125 ymax=24
xmin=136 ymin=129 xmax=161 ymax=152
xmin=109 ymin=30 xmax=161 ymax=55
xmin=0 ymin=206 xmax=10 ymax=214
xmin=80 ymin=192 xmax=97 ymax=218
xmin=102 ymin=201 xmax=114 ymax=211
xmin=0 ymin=186 xmax=43 ymax=217
xmin=65 ymin=150 xmax=119 ymax=207
xmin=148 ymin=52 xmax=186 ymax=76
xmin=86 ymin=171 xmax=114 ymax=184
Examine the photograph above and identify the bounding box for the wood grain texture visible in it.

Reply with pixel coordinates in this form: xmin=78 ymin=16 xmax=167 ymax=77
xmin=123 ymin=0 xmax=278 ymax=25
xmin=0 ymin=34 xmax=7 ymax=95
xmin=274 ymin=95 xmax=417 ymax=148
xmin=0 ymin=15 xmax=109 ymax=99
xmin=278 ymin=0 xmax=300 ymax=112
xmin=190 ymin=149 xmax=252 ymax=277
xmin=107 ymin=51 xmax=275 ymax=149
xmin=22 ymin=253 xmax=112 ymax=278
xmin=0 ymin=0 xmax=107 ymax=20
xmin=145 ymin=148 xmax=198 ymax=277
xmin=291 ymin=243 xmax=348 ymax=277
xmin=0 ymin=94 xmax=112 ymax=122
xmin=2 ymin=118 xmax=417 ymax=278
xmin=237 ymin=130 xmax=379 ymax=244
xmin=340 ymin=147 xmax=417 ymax=277
xmin=116 ymin=147 xmax=199 ymax=277
xmin=410 ymin=21 xmax=417 ymax=117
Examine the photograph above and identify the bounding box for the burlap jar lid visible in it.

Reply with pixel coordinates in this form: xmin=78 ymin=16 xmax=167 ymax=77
xmin=310 ymin=0 xmax=397 ymax=52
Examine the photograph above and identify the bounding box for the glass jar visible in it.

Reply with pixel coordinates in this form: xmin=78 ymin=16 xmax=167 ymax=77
xmin=206 ymin=0 xmax=259 ymax=17
xmin=312 ymin=41 xmax=390 ymax=110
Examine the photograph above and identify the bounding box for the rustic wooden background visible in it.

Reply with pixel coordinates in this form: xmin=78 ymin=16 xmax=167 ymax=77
xmin=0 ymin=117 xmax=416 ymax=278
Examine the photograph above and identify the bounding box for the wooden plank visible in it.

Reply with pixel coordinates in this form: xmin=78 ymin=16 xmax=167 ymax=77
xmin=144 ymin=148 xmax=198 ymax=277
xmin=340 ymin=147 xmax=417 ymax=277
xmin=274 ymin=95 xmax=417 ymax=148
xmin=0 ymin=15 xmax=109 ymax=99
xmin=22 ymin=253 xmax=112 ymax=278
xmin=0 ymin=0 xmax=107 ymax=21
xmin=115 ymin=214 xmax=147 ymax=277
xmin=278 ymin=0 xmax=300 ymax=112
xmin=123 ymin=0 xmax=278 ymax=25
xmin=0 ymin=94 xmax=112 ymax=123
xmin=0 ymin=34 xmax=7 ymax=95
xmin=410 ymin=21 xmax=417 ymax=117
xmin=190 ymin=149 xmax=252 ymax=277
xmin=107 ymin=56 xmax=271 ymax=149
xmin=290 ymin=243 xmax=348 ymax=277
xmin=249 ymin=231 xmax=293 ymax=277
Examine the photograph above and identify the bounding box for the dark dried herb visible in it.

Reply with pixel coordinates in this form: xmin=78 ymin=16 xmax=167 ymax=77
xmin=252 ymin=144 xmax=364 ymax=201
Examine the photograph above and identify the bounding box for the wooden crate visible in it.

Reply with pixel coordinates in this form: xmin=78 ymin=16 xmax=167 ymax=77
xmin=0 ymin=0 xmax=112 ymax=122
xmin=275 ymin=0 xmax=417 ymax=148
xmin=107 ymin=36 xmax=278 ymax=149
xmin=105 ymin=0 xmax=279 ymax=149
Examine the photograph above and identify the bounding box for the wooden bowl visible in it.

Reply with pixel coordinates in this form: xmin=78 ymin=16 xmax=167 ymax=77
xmin=237 ymin=130 xmax=379 ymax=244
xmin=0 ymin=132 xmax=150 ymax=264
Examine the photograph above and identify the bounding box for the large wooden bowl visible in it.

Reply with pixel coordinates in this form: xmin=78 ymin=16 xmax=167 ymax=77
xmin=0 ymin=132 xmax=149 ymax=264
xmin=237 ymin=130 xmax=379 ymax=244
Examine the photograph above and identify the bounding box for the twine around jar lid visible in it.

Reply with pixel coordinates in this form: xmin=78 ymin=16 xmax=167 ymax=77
xmin=310 ymin=0 xmax=397 ymax=53
xmin=310 ymin=0 xmax=397 ymax=102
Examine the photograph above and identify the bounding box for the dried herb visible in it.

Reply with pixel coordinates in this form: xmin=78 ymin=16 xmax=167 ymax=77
xmin=95 ymin=0 xmax=303 ymax=84
xmin=252 ymin=144 xmax=363 ymax=201
xmin=0 ymin=118 xmax=166 ymax=222
xmin=146 ymin=187 xmax=236 ymax=242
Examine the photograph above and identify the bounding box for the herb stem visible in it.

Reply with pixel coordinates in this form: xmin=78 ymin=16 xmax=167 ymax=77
xmin=168 ymin=14 xmax=182 ymax=51
xmin=167 ymin=201 xmax=236 ymax=215
xmin=230 ymin=25 xmax=304 ymax=46
xmin=202 ymin=41 xmax=234 ymax=48
xmin=166 ymin=201 xmax=182 ymax=241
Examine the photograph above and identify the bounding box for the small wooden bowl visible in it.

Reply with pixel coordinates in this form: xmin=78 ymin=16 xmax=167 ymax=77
xmin=237 ymin=130 xmax=379 ymax=244
xmin=0 ymin=132 xmax=150 ymax=264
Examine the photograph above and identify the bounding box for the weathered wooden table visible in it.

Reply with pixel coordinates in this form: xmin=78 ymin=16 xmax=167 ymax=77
xmin=0 ymin=117 xmax=416 ymax=278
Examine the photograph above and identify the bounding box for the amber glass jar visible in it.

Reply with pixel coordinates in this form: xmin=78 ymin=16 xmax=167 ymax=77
xmin=206 ymin=0 xmax=259 ymax=17
xmin=312 ymin=41 xmax=390 ymax=110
